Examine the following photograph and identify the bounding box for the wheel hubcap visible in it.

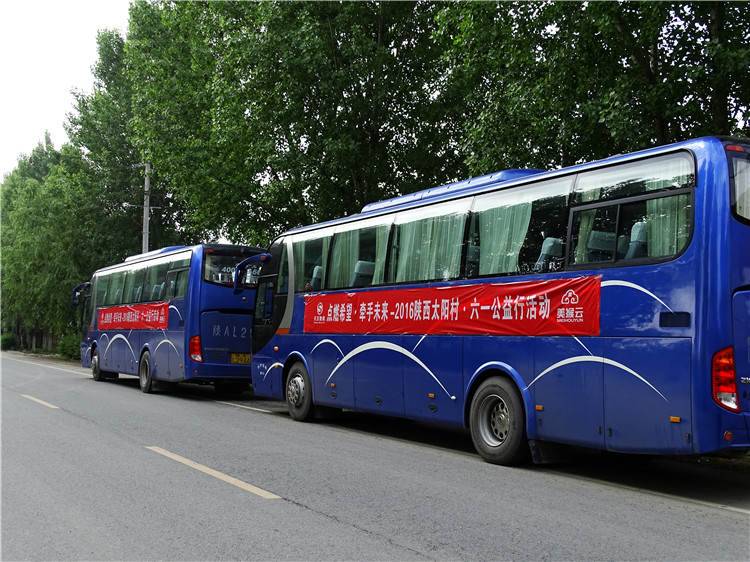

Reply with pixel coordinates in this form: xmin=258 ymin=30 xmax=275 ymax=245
xmin=478 ymin=394 xmax=510 ymax=447
xmin=287 ymin=374 xmax=305 ymax=407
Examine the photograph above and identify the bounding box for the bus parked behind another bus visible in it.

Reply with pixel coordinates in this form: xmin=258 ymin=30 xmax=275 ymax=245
xmin=237 ymin=136 xmax=750 ymax=464
xmin=72 ymin=244 xmax=263 ymax=393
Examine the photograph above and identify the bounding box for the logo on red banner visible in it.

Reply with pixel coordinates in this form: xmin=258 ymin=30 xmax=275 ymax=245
xmin=98 ymin=302 xmax=169 ymax=331
xmin=303 ymin=276 xmax=600 ymax=337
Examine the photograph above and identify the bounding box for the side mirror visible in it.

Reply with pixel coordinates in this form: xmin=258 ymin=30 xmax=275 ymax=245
xmin=234 ymin=253 xmax=270 ymax=294
xmin=71 ymin=282 xmax=91 ymax=308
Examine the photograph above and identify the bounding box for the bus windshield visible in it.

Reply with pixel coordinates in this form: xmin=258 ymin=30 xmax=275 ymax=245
xmin=204 ymin=249 xmax=259 ymax=287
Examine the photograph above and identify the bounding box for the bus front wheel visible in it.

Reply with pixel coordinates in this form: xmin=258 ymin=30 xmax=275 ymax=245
xmin=286 ymin=362 xmax=314 ymax=422
xmin=469 ymin=377 xmax=529 ymax=465
xmin=91 ymin=348 xmax=105 ymax=381
xmin=139 ymin=351 xmax=154 ymax=394
xmin=91 ymin=348 xmax=117 ymax=381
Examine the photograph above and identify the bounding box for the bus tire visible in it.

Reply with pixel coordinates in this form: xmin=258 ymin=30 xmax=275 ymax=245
xmin=470 ymin=377 xmax=529 ymax=465
xmin=139 ymin=350 xmax=154 ymax=394
xmin=91 ymin=348 xmax=105 ymax=381
xmin=286 ymin=362 xmax=314 ymax=422
xmin=91 ymin=348 xmax=117 ymax=381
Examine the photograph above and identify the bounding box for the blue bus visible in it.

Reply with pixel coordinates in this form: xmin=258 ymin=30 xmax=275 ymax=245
xmin=237 ymin=136 xmax=750 ymax=464
xmin=72 ymin=244 xmax=263 ymax=393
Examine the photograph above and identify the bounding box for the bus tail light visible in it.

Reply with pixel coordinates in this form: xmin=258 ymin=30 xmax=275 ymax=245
xmin=189 ymin=335 xmax=203 ymax=363
xmin=712 ymin=347 xmax=740 ymax=412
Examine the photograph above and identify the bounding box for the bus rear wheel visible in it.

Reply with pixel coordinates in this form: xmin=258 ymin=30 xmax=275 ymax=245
xmin=139 ymin=351 xmax=154 ymax=394
xmin=286 ymin=362 xmax=314 ymax=421
xmin=470 ymin=377 xmax=529 ymax=465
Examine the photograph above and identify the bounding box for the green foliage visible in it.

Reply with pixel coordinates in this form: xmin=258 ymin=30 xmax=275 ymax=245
xmin=438 ymin=1 xmax=750 ymax=173
xmin=127 ymin=0 xmax=469 ymax=243
xmin=1 ymin=29 xmax=198 ymax=350
xmin=1 ymin=333 xmax=18 ymax=351
xmin=68 ymin=28 xmax=201 ymax=252
xmin=56 ymin=333 xmax=81 ymax=360
xmin=3 ymin=0 xmax=749 ymax=349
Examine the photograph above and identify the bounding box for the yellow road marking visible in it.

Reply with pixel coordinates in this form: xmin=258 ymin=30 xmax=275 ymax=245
xmin=21 ymin=395 xmax=60 ymax=409
xmin=146 ymin=446 xmax=280 ymax=499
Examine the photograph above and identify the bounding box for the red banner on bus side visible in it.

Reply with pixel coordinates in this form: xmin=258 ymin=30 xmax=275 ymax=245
xmin=304 ymin=276 xmax=600 ymax=337
xmin=97 ymin=302 xmax=169 ymax=331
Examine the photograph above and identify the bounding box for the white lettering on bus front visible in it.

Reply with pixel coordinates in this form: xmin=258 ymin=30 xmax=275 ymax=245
xmin=211 ymin=325 xmax=248 ymax=338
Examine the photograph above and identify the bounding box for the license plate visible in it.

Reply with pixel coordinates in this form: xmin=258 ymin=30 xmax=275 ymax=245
xmin=230 ymin=353 xmax=252 ymax=364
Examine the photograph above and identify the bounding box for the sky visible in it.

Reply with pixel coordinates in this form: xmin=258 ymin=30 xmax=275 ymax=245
xmin=0 ymin=0 xmax=132 ymax=179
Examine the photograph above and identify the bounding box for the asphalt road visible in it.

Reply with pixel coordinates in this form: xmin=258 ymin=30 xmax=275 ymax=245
xmin=2 ymin=351 xmax=749 ymax=561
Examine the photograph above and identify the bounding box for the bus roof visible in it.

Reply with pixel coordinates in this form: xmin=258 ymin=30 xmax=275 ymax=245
xmin=88 ymin=244 xmax=266 ymax=277
xmin=124 ymin=246 xmax=189 ymax=262
xmin=283 ymin=136 xmax=737 ymax=239
xmin=361 ymin=168 xmax=546 ymax=213
xmin=122 ymin=243 xmax=264 ymax=264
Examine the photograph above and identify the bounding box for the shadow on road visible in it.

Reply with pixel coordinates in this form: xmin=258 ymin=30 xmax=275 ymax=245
xmin=101 ymin=373 xmax=750 ymax=512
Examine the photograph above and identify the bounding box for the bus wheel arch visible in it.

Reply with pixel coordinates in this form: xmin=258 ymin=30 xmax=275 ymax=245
xmin=283 ymin=358 xmax=315 ymax=422
xmin=466 ymin=367 xmax=531 ymax=465
xmin=91 ymin=344 xmax=118 ymax=381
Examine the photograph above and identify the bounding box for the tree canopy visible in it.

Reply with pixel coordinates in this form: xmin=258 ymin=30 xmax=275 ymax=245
xmin=2 ymin=0 xmax=749 ymax=349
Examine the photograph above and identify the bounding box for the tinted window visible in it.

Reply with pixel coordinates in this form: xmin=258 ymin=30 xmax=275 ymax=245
xmin=468 ymin=179 xmax=571 ymax=276
xmin=329 ymin=219 xmax=390 ymax=289
xmin=293 ymin=234 xmax=330 ymax=292
xmin=389 ymin=201 xmax=469 ymax=284
xmin=570 ymin=153 xmax=695 ymax=265
xmin=573 ymin=152 xmax=694 ymax=204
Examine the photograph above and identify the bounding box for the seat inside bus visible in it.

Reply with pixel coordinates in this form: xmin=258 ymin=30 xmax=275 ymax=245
xmin=350 ymin=261 xmax=375 ymax=288
xmin=624 ymin=221 xmax=648 ymax=259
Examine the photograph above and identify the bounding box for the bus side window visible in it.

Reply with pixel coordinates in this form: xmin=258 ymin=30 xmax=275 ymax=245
xmin=328 ymin=224 xmax=389 ymax=289
xmin=166 ymin=270 xmax=178 ymax=299
xmin=107 ymin=270 xmax=126 ymax=305
xmin=163 ymin=268 xmax=189 ymax=299
xmin=571 ymin=193 xmax=692 ymax=265
xmin=470 ymin=178 xmax=570 ymax=276
xmin=174 ymin=269 xmax=189 ymax=299
xmin=571 ymin=204 xmax=617 ymax=264
xmin=293 ymin=235 xmax=330 ymax=293
xmin=142 ymin=261 xmax=169 ymax=302
xmin=95 ymin=273 xmax=110 ymax=307
xmin=127 ymin=265 xmax=146 ymax=304
xmin=465 ymin=225 xmax=480 ymax=278
xmin=277 ymin=243 xmax=289 ymax=295
xmin=518 ymin=191 xmax=569 ymax=272
xmin=629 ymin=193 xmax=692 ymax=259
xmin=391 ymin=204 xmax=468 ymax=284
